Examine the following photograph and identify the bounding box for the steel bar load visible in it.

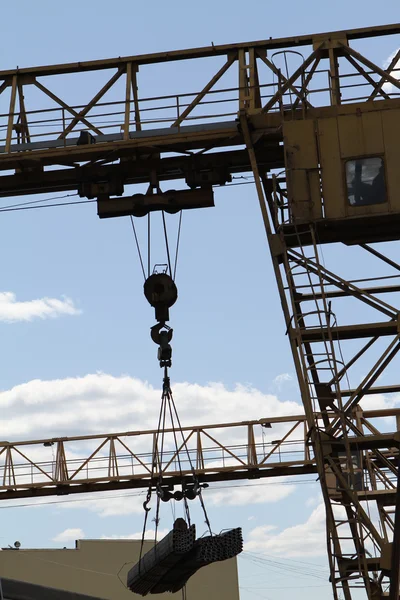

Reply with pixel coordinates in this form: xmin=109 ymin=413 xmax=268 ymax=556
xmin=128 ymin=526 xmax=243 ymax=595
xmin=152 ymin=528 xmax=243 ymax=594
xmin=127 ymin=519 xmax=196 ymax=596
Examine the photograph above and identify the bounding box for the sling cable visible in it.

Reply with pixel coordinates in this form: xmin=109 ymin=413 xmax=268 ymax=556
xmin=125 ymin=207 xmax=243 ymax=596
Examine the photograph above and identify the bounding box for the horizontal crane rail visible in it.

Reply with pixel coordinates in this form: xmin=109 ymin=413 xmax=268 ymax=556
xmin=0 ymin=409 xmax=397 ymax=501
xmin=0 ymin=146 xmax=283 ymax=199
xmin=0 ymin=23 xmax=398 ymax=78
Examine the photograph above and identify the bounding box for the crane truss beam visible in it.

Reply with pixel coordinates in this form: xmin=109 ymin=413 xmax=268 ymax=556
xmin=0 ymin=22 xmax=399 ymax=208
xmin=0 ymin=409 xmax=396 ymax=502
xmin=0 ymin=23 xmax=398 ymax=80
xmin=240 ymin=88 xmax=400 ymax=600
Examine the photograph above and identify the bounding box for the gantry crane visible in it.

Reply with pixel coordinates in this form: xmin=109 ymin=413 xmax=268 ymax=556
xmin=0 ymin=22 xmax=400 ymax=599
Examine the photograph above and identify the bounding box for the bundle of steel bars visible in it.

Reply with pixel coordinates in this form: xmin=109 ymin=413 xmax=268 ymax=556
xmin=127 ymin=522 xmax=243 ymax=595
xmin=127 ymin=519 xmax=196 ymax=595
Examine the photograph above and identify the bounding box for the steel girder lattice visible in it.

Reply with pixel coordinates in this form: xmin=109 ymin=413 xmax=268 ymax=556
xmin=0 ymin=409 xmax=396 ymax=502
xmin=0 ymin=24 xmax=397 ymax=200
xmin=239 ymin=49 xmax=400 ymax=600
xmin=244 ymin=159 xmax=400 ymax=597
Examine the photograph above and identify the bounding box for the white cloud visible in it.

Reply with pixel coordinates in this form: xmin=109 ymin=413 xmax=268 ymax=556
xmin=273 ymin=373 xmax=293 ymax=387
xmin=359 ymin=394 xmax=400 ymax=430
xmin=208 ymin=481 xmax=296 ymax=507
xmin=383 ymin=48 xmax=400 ymax=95
xmin=0 ymin=292 xmax=80 ymax=322
xmin=305 ymin=493 xmax=322 ymax=508
xmin=0 ymin=374 xmax=303 ymax=518
xmin=244 ymin=502 xmax=355 ymax=558
xmin=67 ymin=494 xmax=145 ymax=518
xmin=53 ymin=528 xmax=85 ymax=542
xmin=245 ymin=503 xmax=327 ymax=557
xmin=360 ymin=393 xmax=397 ymax=411
xmin=0 ymin=373 xmax=302 ymax=439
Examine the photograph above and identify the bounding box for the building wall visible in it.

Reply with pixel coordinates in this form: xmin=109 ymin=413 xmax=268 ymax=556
xmin=0 ymin=539 xmax=240 ymax=600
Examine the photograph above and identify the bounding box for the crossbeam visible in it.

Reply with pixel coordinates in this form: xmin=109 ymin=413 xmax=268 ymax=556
xmin=0 ymin=409 xmax=396 ymax=502
xmin=0 ymin=23 xmax=398 ymax=79
xmin=0 ymin=23 xmax=397 ymax=212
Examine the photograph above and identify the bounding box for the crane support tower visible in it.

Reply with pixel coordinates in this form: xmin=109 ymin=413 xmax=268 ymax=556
xmin=0 ymin=22 xmax=400 ymax=599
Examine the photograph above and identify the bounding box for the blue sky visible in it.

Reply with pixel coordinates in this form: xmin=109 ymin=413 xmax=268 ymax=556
xmin=0 ymin=1 xmax=399 ymax=600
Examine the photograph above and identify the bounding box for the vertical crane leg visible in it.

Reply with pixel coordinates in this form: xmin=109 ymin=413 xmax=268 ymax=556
xmin=239 ymin=112 xmax=387 ymax=600
xmin=389 ymin=460 xmax=400 ymax=600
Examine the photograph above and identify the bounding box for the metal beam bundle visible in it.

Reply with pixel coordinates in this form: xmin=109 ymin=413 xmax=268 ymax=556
xmin=127 ymin=523 xmax=243 ymax=595
xmin=151 ymin=528 xmax=243 ymax=594
xmin=127 ymin=520 xmax=196 ymax=595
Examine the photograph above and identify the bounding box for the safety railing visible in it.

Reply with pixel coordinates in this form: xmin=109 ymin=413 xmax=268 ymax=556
xmin=0 ymin=26 xmax=398 ymax=157
xmin=0 ymin=414 xmax=312 ymax=495
xmin=0 ymin=408 xmax=397 ymax=499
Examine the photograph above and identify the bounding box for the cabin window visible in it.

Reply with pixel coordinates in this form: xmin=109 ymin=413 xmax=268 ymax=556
xmin=346 ymin=157 xmax=387 ymax=206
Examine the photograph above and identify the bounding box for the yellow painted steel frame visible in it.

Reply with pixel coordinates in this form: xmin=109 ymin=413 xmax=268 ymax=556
xmin=0 ymin=22 xmax=400 ymax=600
xmin=0 ymin=409 xmax=396 ymax=501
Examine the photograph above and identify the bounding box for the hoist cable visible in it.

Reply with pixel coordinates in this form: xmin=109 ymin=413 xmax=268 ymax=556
xmin=166 ymin=380 xmax=213 ymax=534
xmin=158 ymin=377 xmax=170 ymax=485
xmin=161 ymin=210 xmax=173 ymax=277
xmin=147 ymin=213 xmax=151 ymax=278
xmin=154 ymin=494 xmax=161 ymax=546
xmin=170 ymin=497 xmax=176 ymax=522
xmin=155 ymin=390 xmax=168 ymax=543
xmin=154 ymin=398 xmax=166 ymax=544
xmin=166 ymin=388 xmax=191 ymax=526
xmin=129 ymin=216 xmax=146 ymax=281
xmin=168 ymin=392 xmax=185 ymax=477
xmin=153 ymin=372 xmax=175 ymax=545
xmin=197 ymin=490 xmax=213 ymax=535
xmin=168 ymin=388 xmax=196 ymax=475
xmin=173 ymin=211 xmax=183 ymax=281
xmin=128 ymin=208 xmax=181 ymax=282
xmin=148 ymin=370 xmax=213 ymax=541
xmin=138 ymin=489 xmax=151 ymax=570
xmin=167 ymin=391 xmax=192 ymax=527
xmin=139 ymin=374 xmax=169 ymax=557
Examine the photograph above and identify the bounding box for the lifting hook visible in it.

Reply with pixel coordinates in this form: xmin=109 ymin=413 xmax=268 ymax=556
xmin=144 ymin=270 xmax=177 ymax=369
xmin=151 ymin=323 xmax=173 ymax=368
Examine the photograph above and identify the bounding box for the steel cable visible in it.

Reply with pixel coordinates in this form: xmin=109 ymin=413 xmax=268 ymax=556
xmin=161 ymin=210 xmax=173 ymax=277
xmin=173 ymin=211 xmax=183 ymax=281
xmin=166 ymin=379 xmax=213 ymax=535
xmin=129 ymin=216 xmax=146 ymax=280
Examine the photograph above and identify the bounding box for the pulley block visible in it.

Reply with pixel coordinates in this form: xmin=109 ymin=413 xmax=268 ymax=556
xmin=97 ymin=187 xmax=214 ymax=219
xmin=144 ymin=273 xmax=177 ymax=323
xmin=156 ymin=483 xmax=208 ymax=503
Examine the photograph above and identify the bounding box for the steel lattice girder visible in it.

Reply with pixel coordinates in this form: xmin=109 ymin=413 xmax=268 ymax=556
xmin=0 ymin=23 xmax=398 ymax=206
xmin=241 ymin=133 xmax=400 ymax=600
xmin=0 ymin=410 xmax=396 ymax=503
